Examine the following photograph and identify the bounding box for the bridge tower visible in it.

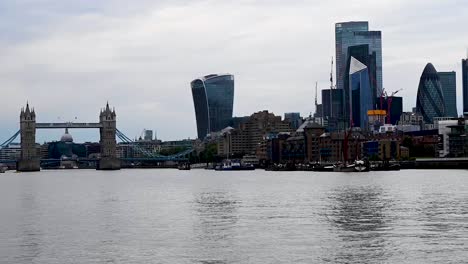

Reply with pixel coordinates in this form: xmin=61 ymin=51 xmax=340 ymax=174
xmin=17 ymin=103 xmax=40 ymax=171
xmin=97 ymin=102 xmax=121 ymax=170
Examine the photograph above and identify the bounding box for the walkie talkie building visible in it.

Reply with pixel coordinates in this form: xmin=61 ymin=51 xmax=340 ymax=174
xmin=191 ymin=74 xmax=234 ymax=139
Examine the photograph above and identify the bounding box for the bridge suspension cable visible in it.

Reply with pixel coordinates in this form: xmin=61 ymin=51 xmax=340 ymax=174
xmin=115 ymin=128 xmax=194 ymax=160
xmin=0 ymin=130 xmax=20 ymax=148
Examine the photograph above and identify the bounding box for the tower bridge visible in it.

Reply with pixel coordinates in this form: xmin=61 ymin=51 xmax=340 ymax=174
xmin=35 ymin=123 xmax=103 ymax=129
xmin=0 ymin=102 xmax=193 ymax=172
xmin=16 ymin=102 xmax=119 ymax=171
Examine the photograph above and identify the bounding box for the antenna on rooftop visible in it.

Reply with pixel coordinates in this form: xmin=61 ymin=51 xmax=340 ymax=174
xmin=330 ymin=56 xmax=335 ymax=89
xmin=315 ymin=82 xmax=318 ymax=108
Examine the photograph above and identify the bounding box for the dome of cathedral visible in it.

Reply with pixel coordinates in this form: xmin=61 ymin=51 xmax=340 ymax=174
xmin=60 ymin=128 xmax=73 ymax=143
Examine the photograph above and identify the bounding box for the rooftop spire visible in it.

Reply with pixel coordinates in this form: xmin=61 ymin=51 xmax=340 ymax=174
xmin=330 ymin=56 xmax=334 ymax=89
xmin=315 ymin=81 xmax=318 ymax=107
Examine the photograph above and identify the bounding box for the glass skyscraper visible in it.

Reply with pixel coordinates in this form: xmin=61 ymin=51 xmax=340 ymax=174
xmin=349 ymin=56 xmax=373 ymax=128
xmin=191 ymin=74 xmax=234 ymax=139
xmin=416 ymin=63 xmax=445 ymax=123
xmin=322 ymin=88 xmax=345 ymax=131
xmin=463 ymin=59 xmax=468 ymax=115
xmin=335 ymin=21 xmax=382 ymax=95
xmin=284 ymin=113 xmax=302 ymax=130
xmin=438 ymin=71 xmax=457 ymax=117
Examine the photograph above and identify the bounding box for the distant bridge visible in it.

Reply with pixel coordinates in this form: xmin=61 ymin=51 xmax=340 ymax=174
xmin=0 ymin=102 xmax=194 ymax=171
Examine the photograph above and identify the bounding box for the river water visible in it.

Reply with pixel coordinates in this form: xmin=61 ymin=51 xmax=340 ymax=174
xmin=0 ymin=169 xmax=467 ymax=263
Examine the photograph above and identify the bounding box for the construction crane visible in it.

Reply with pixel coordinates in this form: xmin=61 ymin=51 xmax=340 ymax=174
xmin=315 ymin=81 xmax=318 ymax=116
xmin=381 ymin=89 xmax=403 ymax=124
xmin=379 ymin=88 xmax=386 ymax=111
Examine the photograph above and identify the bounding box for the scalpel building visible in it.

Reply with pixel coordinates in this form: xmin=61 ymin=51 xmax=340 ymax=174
xmin=191 ymin=74 xmax=235 ymax=139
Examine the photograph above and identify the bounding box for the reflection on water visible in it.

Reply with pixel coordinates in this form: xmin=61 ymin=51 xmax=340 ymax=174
xmin=17 ymin=182 xmax=43 ymax=263
xmin=192 ymin=191 xmax=240 ymax=264
xmin=417 ymin=192 xmax=468 ymax=244
xmin=325 ymin=186 xmax=394 ymax=263
xmin=328 ymin=186 xmax=391 ymax=232
xmin=1 ymin=170 xmax=468 ymax=263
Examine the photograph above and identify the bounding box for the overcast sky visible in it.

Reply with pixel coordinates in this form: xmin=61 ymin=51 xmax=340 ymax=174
xmin=1 ymin=0 xmax=467 ymax=143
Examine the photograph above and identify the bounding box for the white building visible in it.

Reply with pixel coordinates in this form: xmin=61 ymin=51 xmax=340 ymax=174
xmin=438 ymin=120 xmax=463 ymax=157
xmin=379 ymin=124 xmax=396 ymax=133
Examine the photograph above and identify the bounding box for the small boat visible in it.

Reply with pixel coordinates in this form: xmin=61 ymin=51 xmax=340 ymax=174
xmin=354 ymin=160 xmax=369 ymax=172
xmin=333 ymin=160 xmax=369 ymax=172
xmin=370 ymin=162 xmax=400 ymax=171
xmin=215 ymin=160 xmax=255 ymax=171
xmin=266 ymin=163 xmax=296 ymax=171
xmin=333 ymin=163 xmax=356 ymax=172
xmin=313 ymin=164 xmax=334 ymax=172
xmin=178 ymin=163 xmax=191 ymax=170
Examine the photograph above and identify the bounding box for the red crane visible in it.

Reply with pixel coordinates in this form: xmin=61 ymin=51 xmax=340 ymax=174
xmin=384 ymin=89 xmax=403 ymax=124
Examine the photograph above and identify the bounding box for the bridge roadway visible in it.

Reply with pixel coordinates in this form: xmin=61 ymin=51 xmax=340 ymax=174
xmin=36 ymin=123 xmax=103 ymax=129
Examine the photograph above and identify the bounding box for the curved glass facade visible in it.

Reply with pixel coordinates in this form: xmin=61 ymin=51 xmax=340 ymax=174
xmin=416 ymin=63 xmax=445 ymax=123
xmin=191 ymin=74 xmax=234 ymax=139
xmin=335 ymin=21 xmax=382 ymax=95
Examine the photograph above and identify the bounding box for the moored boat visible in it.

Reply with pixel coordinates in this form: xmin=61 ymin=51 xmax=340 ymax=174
xmin=333 ymin=160 xmax=369 ymax=172
xmin=370 ymin=161 xmax=400 ymax=171
xmin=354 ymin=160 xmax=369 ymax=172
xmin=178 ymin=163 xmax=191 ymax=170
xmin=215 ymin=159 xmax=255 ymax=171
xmin=333 ymin=163 xmax=356 ymax=172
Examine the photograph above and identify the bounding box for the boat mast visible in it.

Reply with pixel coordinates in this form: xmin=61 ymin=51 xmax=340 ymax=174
xmin=315 ymin=81 xmax=318 ymax=119
xmin=330 ymin=57 xmax=334 ymax=118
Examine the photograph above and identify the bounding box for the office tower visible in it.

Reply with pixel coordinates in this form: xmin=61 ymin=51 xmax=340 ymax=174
xmin=416 ymin=63 xmax=445 ymax=123
xmin=322 ymin=88 xmax=345 ymax=131
xmin=143 ymin=130 xmax=153 ymax=141
xmin=344 ymin=45 xmax=377 ymax=127
xmin=463 ymin=58 xmax=468 ymax=115
xmin=191 ymin=74 xmax=234 ymax=139
xmin=284 ymin=113 xmax=302 ymax=130
xmin=335 ymin=21 xmax=382 ymax=94
xmin=438 ymin=71 xmax=457 ymax=117
xmin=349 ymin=56 xmax=373 ymax=128
xmin=322 ymin=89 xmax=344 ymax=119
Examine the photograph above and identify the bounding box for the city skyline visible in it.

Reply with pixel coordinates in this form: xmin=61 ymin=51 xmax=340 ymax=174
xmin=0 ymin=0 xmax=467 ymax=142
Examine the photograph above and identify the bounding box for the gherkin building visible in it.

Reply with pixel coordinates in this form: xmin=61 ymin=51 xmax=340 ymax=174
xmin=416 ymin=63 xmax=445 ymax=123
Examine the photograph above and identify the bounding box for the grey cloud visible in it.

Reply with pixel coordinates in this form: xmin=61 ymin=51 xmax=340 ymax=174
xmin=0 ymin=0 xmax=467 ymax=142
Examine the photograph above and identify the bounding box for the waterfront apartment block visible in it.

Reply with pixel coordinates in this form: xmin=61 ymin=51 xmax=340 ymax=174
xmin=217 ymin=111 xmax=293 ymax=157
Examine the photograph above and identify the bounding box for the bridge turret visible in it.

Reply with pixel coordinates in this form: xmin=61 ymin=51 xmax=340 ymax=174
xmin=98 ymin=102 xmax=120 ymax=170
xmin=18 ymin=102 xmax=40 ymax=171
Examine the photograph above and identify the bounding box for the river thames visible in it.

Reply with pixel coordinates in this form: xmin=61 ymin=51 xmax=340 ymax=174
xmin=0 ymin=169 xmax=467 ymax=263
